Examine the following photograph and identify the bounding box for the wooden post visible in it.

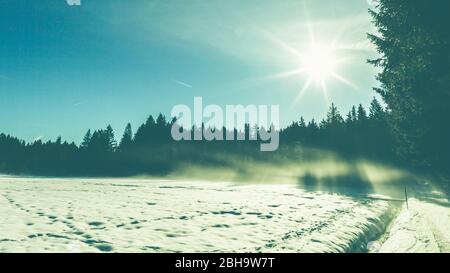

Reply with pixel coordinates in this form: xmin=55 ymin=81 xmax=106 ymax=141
xmin=405 ymin=187 xmax=409 ymax=210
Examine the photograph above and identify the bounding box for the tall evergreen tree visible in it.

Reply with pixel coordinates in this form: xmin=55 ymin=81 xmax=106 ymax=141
xmin=299 ymin=117 xmax=306 ymax=128
xmin=81 ymin=129 xmax=92 ymax=149
xmin=345 ymin=106 xmax=357 ymax=124
xmin=324 ymin=103 xmax=344 ymax=128
xmin=105 ymin=125 xmax=117 ymax=152
xmin=369 ymin=97 xmax=385 ymax=121
xmin=119 ymin=123 xmax=133 ymax=152
xmin=368 ymin=0 xmax=450 ymax=171
xmin=356 ymin=104 xmax=367 ymax=124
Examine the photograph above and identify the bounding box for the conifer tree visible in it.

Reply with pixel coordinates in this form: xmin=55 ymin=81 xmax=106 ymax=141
xmin=119 ymin=123 xmax=133 ymax=152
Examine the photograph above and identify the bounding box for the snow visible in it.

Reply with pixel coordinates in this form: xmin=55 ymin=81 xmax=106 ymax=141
xmin=374 ymin=198 xmax=450 ymax=253
xmin=0 ymin=177 xmax=398 ymax=253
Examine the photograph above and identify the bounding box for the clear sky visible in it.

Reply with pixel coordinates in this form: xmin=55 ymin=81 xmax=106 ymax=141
xmin=0 ymin=0 xmax=380 ymax=143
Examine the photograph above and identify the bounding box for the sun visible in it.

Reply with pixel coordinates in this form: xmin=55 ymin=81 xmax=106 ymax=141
xmin=253 ymin=25 xmax=359 ymax=107
xmin=302 ymin=44 xmax=337 ymax=82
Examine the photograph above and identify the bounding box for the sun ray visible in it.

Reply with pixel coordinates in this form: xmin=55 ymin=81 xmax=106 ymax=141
xmin=259 ymin=29 xmax=304 ymax=59
xmin=250 ymin=14 xmax=355 ymax=109
xmin=330 ymin=17 xmax=353 ymax=50
xmin=302 ymin=1 xmax=315 ymax=45
xmin=291 ymin=77 xmax=313 ymax=108
xmin=264 ymin=68 xmax=307 ymax=81
xmin=320 ymin=80 xmax=330 ymax=105
xmin=330 ymin=72 xmax=360 ymax=91
xmin=236 ymin=68 xmax=307 ymax=92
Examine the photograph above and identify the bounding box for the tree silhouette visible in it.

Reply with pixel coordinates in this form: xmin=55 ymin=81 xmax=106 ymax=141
xmin=81 ymin=129 xmax=91 ymax=149
xmin=0 ymin=103 xmax=399 ymax=178
xmin=346 ymin=106 xmax=357 ymax=124
xmin=356 ymin=105 xmax=367 ymax=124
xmin=324 ymin=103 xmax=344 ymax=128
xmin=119 ymin=123 xmax=133 ymax=152
xmin=105 ymin=125 xmax=117 ymax=152
xmin=368 ymin=0 xmax=450 ymax=172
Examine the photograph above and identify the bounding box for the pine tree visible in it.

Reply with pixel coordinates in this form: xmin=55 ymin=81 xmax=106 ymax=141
xmin=356 ymin=104 xmax=367 ymax=123
xmin=307 ymin=119 xmax=318 ymax=131
xmin=134 ymin=115 xmax=156 ymax=145
xmin=105 ymin=125 xmax=117 ymax=152
xmin=345 ymin=106 xmax=357 ymax=124
xmin=119 ymin=123 xmax=133 ymax=152
xmin=156 ymin=113 xmax=166 ymax=127
xmin=369 ymin=97 xmax=385 ymax=121
xmin=325 ymin=103 xmax=344 ymax=127
xmin=299 ymin=117 xmax=306 ymax=128
xmin=368 ymin=0 xmax=450 ymax=170
xmin=81 ymin=129 xmax=92 ymax=149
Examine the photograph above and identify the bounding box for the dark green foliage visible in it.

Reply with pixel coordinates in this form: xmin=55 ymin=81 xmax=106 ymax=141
xmin=119 ymin=123 xmax=133 ymax=152
xmin=368 ymin=0 xmax=450 ymax=172
xmin=281 ymin=98 xmax=394 ymax=159
xmin=0 ymin=99 xmax=396 ymax=177
xmin=80 ymin=129 xmax=91 ymax=149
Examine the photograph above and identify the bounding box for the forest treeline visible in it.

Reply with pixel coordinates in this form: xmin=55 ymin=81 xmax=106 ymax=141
xmin=0 ymin=98 xmax=393 ymax=177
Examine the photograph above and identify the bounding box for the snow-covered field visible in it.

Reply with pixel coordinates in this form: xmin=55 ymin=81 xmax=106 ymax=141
xmin=0 ymin=176 xmax=448 ymax=253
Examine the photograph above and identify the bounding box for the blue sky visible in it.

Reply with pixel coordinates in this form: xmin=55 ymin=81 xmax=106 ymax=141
xmin=0 ymin=0 xmax=380 ymax=143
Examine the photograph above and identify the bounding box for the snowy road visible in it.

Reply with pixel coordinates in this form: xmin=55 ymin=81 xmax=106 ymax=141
xmin=376 ymin=198 xmax=450 ymax=253
xmin=0 ymin=177 xmax=398 ymax=253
